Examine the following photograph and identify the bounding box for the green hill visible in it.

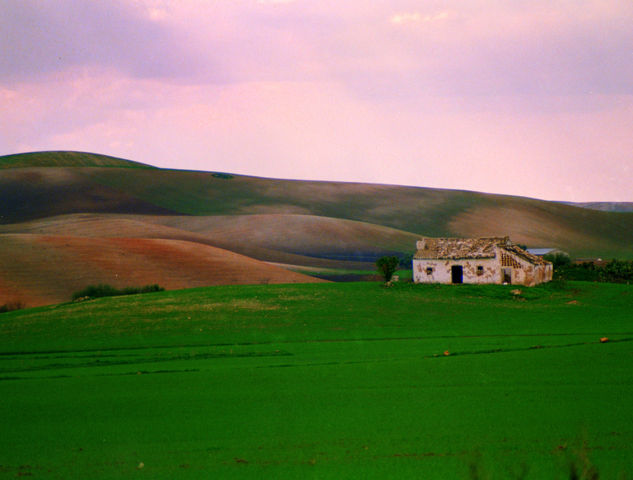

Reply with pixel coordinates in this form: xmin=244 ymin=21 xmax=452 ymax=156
xmin=0 ymin=151 xmax=154 ymax=169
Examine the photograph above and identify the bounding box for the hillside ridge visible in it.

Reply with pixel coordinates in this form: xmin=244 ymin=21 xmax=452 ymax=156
xmin=1 ymin=151 xmax=632 ymax=260
xmin=561 ymin=201 xmax=633 ymax=213
xmin=0 ymin=151 xmax=155 ymax=169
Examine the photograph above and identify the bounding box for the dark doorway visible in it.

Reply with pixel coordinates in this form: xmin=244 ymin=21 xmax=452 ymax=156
xmin=451 ymin=265 xmax=463 ymax=284
xmin=502 ymin=268 xmax=512 ymax=284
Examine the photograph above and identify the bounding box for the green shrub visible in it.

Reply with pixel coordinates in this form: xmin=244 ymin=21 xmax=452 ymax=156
xmin=600 ymin=259 xmax=633 ymax=283
xmin=121 ymin=284 xmax=165 ymax=295
xmin=72 ymin=284 xmax=164 ymax=301
xmin=376 ymin=256 xmax=399 ymax=283
xmin=212 ymin=172 xmax=233 ymax=179
xmin=554 ymin=263 xmax=600 ymax=282
xmin=554 ymin=259 xmax=633 ymax=283
xmin=543 ymin=252 xmax=572 ymax=269
xmin=73 ymin=284 xmax=118 ymax=300
xmin=0 ymin=300 xmax=25 ymax=313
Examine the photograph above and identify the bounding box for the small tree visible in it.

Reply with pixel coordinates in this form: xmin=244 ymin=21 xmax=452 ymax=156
xmin=543 ymin=252 xmax=571 ymax=269
xmin=376 ymin=256 xmax=399 ymax=283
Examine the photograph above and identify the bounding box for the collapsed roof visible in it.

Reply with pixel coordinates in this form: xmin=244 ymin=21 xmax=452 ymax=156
xmin=414 ymin=237 xmax=550 ymax=265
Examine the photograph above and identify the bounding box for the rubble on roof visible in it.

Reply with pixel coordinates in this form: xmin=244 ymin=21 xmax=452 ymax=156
xmin=414 ymin=236 xmax=549 ymax=265
xmin=502 ymin=243 xmax=549 ymax=265
xmin=414 ymin=237 xmax=506 ymax=260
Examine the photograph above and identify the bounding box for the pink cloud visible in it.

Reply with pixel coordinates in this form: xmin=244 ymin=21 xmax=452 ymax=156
xmin=1 ymin=1 xmax=632 ymax=201
xmin=390 ymin=11 xmax=449 ymax=25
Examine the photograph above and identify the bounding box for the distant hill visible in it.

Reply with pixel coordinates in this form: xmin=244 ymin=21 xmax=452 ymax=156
xmin=562 ymin=201 xmax=633 ymax=213
xmin=1 ymin=151 xmax=630 ymax=256
xmin=1 ymin=150 xmax=632 ymax=306
xmin=0 ymin=151 xmax=154 ymax=169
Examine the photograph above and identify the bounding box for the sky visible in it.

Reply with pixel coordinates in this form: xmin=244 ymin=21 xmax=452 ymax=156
xmin=1 ymin=1 xmax=632 ymax=201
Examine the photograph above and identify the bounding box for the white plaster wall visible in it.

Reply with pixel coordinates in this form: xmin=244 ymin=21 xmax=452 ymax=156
xmin=413 ymin=248 xmax=553 ymax=286
xmin=413 ymin=258 xmax=500 ymax=284
xmin=509 ymin=254 xmax=553 ymax=286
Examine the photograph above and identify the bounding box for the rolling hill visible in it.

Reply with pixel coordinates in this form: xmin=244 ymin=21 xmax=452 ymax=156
xmin=0 ymin=150 xmax=154 ymax=169
xmin=0 ymin=233 xmax=323 ymax=307
xmin=562 ymin=201 xmax=633 ymax=213
xmin=1 ymin=150 xmax=632 ymax=306
xmin=0 ymin=213 xmax=419 ymax=267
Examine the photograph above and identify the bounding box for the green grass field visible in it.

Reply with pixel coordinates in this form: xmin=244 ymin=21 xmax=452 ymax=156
xmin=1 ymin=281 xmax=632 ymax=479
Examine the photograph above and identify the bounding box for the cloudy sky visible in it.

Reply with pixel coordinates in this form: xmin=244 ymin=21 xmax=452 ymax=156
xmin=1 ymin=1 xmax=632 ymax=201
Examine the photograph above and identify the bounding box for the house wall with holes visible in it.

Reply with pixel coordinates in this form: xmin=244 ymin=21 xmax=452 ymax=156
xmin=413 ymin=246 xmax=553 ymax=286
xmin=413 ymin=257 xmax=499 ymax=284
xmin=499 ymin=247 xmax=553 ymax=286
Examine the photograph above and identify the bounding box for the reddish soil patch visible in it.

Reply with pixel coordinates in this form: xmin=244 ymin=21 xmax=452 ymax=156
xmin=0 ymin=234 xmax=324 ymax=307
xmin=0 ymin=213 xmax=410 ymax=269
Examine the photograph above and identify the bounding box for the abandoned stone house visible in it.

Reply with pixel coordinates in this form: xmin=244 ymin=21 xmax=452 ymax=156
xmin=412 ymin=237 xmax=553 ymax=286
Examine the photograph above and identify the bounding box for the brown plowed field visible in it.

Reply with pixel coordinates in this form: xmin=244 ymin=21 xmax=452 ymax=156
xmin=0 ymin=212 xmax=418 ymax=268
xmin=0 ymin=234 xmax=323 ymax=308
xmin=148 ymin=214 xmax=419 ymax=253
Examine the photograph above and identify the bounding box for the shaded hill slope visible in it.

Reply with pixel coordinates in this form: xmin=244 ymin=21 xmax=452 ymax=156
xmin=0 ymin=234 xmax=323 ymax=307
xmin=0 ymin=167 xmax=176 ymax=222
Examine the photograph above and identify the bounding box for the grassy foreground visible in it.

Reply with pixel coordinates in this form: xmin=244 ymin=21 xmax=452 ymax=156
xmin=1 ymin=281 xmax=632 ymax=479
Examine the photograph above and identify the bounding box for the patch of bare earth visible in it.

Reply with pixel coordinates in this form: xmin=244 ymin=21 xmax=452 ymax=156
xmin=0 ymin=234 xmax=324 ymax=307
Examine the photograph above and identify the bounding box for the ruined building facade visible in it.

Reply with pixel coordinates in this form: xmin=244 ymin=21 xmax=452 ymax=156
xmin=412 ymin=237 xmax=553 ymax=286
